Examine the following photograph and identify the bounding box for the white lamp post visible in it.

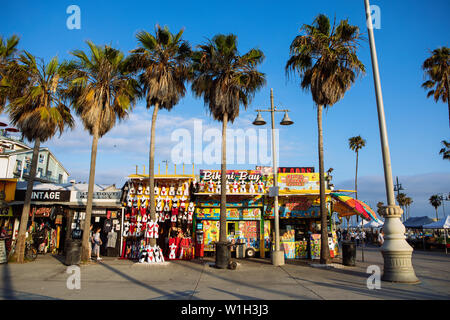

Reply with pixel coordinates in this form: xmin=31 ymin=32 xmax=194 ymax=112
xmin=364 ymin=0 xmax=419 ymax=283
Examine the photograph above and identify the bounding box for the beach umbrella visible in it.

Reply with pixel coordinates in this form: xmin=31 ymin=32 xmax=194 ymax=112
xmin=331 ymin=193 xmax=381 ymax=222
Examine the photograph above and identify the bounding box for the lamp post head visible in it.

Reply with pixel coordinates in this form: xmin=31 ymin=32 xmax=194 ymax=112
xmin=253 ymin=112 xmax=266 ymax=126
xmin=280 ymin=112 xmax=294 ymax=126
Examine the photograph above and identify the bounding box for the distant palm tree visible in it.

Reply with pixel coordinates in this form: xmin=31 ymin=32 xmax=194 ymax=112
xmin=404 ymin=196 xmax=413 ymax=221
xmin=286 ymin=14 xmax=365 ymax=264
xmin=62 ymin=41 xmax=140 ymax=262
xmin=348 ymin=135 xmax=366 ymax=220
xmin=396 ymin=193 xmax=407 ymax=222
xmin=421 ymin=47 xmax=449 ymax=127
xmin=429 ymin=195 xmax=441 ymax=220
xmin=127 ymin=25 xmax=191 ymax=246
xmin=192 ymin=34 xmax=265 ymax=267
xmin=439 ymin=140 xmax=450 ymax=160
xmin=0 ymin=35 xmax=20 ymax=110
xmin=7 ymin=52 xmax=74 ymax=263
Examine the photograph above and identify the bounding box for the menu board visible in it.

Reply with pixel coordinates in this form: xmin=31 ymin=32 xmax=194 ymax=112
xmin=295 ymin=241 xmax=308 ymax=259
xmin=281 ymin=241 xmax=296 ymax=259
xmin=310 ymin=234 xmax=321 ymax=260
xmin=202 ymin=220 xmax=220 ymax=250
xmin=0 ymin=239 xmax=7 ymax=264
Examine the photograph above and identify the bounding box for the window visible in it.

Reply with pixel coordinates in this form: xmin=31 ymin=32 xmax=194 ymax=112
xmin=58 ymin=174 xmax=63 ymax=183
xmin=39 ymin=154 xmax=44 ymax=164
xmin=37 ymin=168 xmax=43 ymax=177
xmin=47 ymin=170 xmax=52 ymax=178
xmin=16 ymin=160 xmax=22 ymax=171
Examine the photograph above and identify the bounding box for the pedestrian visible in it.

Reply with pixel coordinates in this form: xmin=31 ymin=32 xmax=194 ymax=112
xmin=361 ymin=230 xmax=366 ymax=246
xmin=88 ymin=225 xmax=93 ymax=260
xmin=355 ymin=230 xmax=360 ymax=246
xmin=377 ymin=229 xmax=384 ymax=247
xmin=92 ymin=227 xmax=102 ymax=261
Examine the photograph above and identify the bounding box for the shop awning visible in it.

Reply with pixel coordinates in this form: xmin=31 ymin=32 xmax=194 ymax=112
xmin=331 ymin=193 xmax=381 ymax=222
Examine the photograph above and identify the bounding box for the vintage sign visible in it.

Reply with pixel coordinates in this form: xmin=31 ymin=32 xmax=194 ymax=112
xmin=200 ymin=170 xmax=262 ymax=183
xmin=195 ymin=207 xmax=261 ymax=220
xmin=30 ymin=207 xmax=52 ymax=217
xmin=75 ymin=191 xmax=122 ymax=200
xmin=196 ymin=195 xmax=263 ymax=208
xmin=15 ymin=190 xmax=71 ymax=202
xmin=278 ymin=167 xmax=315 ymax=173
xmin=278 ymin=173 xmax=323 ymax=193
xmin=0 ymin=207 xmax=12 ymax=217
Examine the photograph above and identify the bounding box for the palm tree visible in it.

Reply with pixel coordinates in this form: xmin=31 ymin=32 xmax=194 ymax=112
xmin=127 ymin=25 xmax=191 ymax=248
xmin=421 ymin=47 xmax=449 ymax=127
xmin=286 ymin=14 xmax=365 ymax=264
xmin=439 ymin=140 xmax=450 ymax=160
xmin=348 ymin=135 xmax=366 ymax=223
xmin=0 ymin=35 xmax=20 ymax=110
xmin=404 ymin=196 xmax=413 ymax=221
xmin=7 ymin=52 xmax=74 ymax=263
xmin=429 ymin=195 xmax=441 ymax=220
xmin=192 ymin=34 xmax=265 ymax=267
xmin=62 ymin=41 xmax=140 ymax=262
xmin=396 ymin=192 xmax=407 ymax=222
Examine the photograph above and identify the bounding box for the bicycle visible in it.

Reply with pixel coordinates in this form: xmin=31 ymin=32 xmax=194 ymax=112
xmin=7 ymin=239 xmax=38 ymax=262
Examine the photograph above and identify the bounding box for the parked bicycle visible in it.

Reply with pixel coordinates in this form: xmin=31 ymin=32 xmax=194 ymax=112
xmin=7 ymin=239 xmax=38 ymax=262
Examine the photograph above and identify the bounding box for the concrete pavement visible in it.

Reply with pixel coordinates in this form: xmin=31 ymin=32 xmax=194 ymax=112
xmin=1 ymin=246 xmax=449 ymax=300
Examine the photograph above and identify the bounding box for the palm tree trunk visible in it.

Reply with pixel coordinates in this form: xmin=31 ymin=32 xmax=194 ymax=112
xmin=435 ymin=207 xmax=439 ymax=220
xmin=81 ymin=125 xmax=100 ymax=262
xmin=219 ymin=112 xmax=228 ymax=244
xmin=317 ymin=105 xmax=330 ymax=264
xmin=149 ymin=103 xmax=159 ymax=247
xmin=12 ymin=138 xmax=40 ymax=263
xmin=355 ymin=150 xmax=359 ymax=200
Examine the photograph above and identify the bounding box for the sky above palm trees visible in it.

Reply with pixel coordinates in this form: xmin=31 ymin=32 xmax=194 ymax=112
xmin=1 ymin=0 xmax=449 ymax=218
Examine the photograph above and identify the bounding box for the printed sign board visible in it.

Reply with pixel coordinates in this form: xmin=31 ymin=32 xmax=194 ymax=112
xmin=0 ymin=240 xmax=7 ymax=264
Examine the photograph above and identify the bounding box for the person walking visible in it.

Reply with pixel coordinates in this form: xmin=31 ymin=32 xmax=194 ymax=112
xmin=355 ymin=230 xmax=360 ymax=246
xmin=88 ymin=225 xmax=93 ymax=261
xmin=377 ymin=229 xmax=384 ymax=247
xmin=92 ymin=227 xmax=102 ymax=261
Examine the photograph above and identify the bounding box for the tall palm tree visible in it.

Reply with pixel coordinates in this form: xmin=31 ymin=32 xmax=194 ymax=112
xmin=127 ymin=25 xmax=191 ymax=248
xmin=7 ymin=52 xmax=74 ymax=263
xmin=286 ymin=14 xmax=365 ymax=264
xmin=62 ymin=41 xmax=140 ymax=262
xmin=348 ymin=135 xmax=366 ymax=223
xmin=439 ymin=140 xmax=450 ymax=160
xmin=192 ymin=34 xmax=265 ymax=267
xmin=429 ymin=195 xmax=441 ymax=220
xmin=0 ymin=35 xmax=20 ymax=110
xmin=421 ymin=47 xmax=449 ymax=127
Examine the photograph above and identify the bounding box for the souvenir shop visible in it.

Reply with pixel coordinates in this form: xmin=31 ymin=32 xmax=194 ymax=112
xmin=12 ymin=188 xmax=72 ymax=255
xmin=67 ymin=186 xmax=123 ymax=257
xmin=194 ymin=169 xmax=267 ymax=258
xmin=0 ymin=179 xmax=19 ymax=255
xmin=263 ymin=171 xmax=339 ymax=260
xmin=121 ymin=170 xmax=196 ymax=263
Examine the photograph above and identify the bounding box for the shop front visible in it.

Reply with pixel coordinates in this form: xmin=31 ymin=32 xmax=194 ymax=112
xmin=67 ymin=186 xmax=123 ymax=257
xmin=194 ymin=169 xmax=266 ymax=258
xmin=121 ymin=171 xmax=196 ymax=262
xmin=263 ymin=171 xmax=339 ymax=260
xmin=0 ymin=178 xmax=19 ymax=257
xmin=12 ymin=187 xmax=71 ymax=255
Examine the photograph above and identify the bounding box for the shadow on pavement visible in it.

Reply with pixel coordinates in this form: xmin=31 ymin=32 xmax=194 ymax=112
xmin=98 ymin=261 xmax=199 ymax=300
xmin=1 ymin=263 xmax=15 ymax=299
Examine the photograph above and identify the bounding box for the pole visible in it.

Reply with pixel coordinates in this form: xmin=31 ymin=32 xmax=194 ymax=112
xmin=364 ymin=0 xmax=418 ymax=283
xmin=270 ymin=88 xmax=284 ymax=266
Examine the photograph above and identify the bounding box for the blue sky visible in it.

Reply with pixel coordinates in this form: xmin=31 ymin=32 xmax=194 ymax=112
xmin=1 ymin=0 xmax=449 ymax=219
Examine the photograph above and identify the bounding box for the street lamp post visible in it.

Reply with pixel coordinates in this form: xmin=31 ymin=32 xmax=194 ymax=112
xmin=364 ymin=0 xmax=419 ymax=283
xmin=253 ymin=88 xmax=293 ymax=266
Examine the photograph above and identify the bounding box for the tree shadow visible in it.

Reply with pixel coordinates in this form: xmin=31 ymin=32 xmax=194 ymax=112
xmin=1 ymin=263 xmax=15 ymax=299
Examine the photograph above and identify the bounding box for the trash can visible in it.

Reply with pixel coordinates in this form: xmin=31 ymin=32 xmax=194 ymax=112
xmin=215 ymin=242 xmax=231 ymax=269
xmin=65 ymin=239 xmax=82 ymax=266
xmin=342 ymin=241 xmax=356 ymax=266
